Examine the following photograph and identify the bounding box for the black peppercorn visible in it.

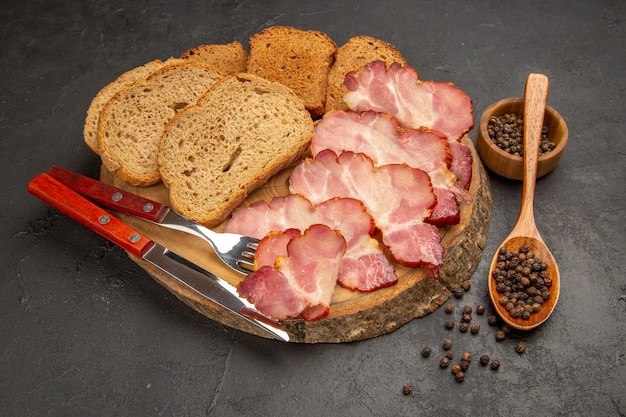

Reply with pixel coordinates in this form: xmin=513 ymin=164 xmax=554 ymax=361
xmin=490 ymin=359 xmax=501 ymax=370
xmin=460 ymin=360 xmax=470 ymax=372
xmin=440 ymin=357 xmax=450 ymax=368
xmin=445 ymin=351 xmax=454 ymax=360
xmin=461 ymin=352 xmax=472 ymax=362
xmin=462 ymin=313 xmax=472 ymax=323
xmin=445 ymin=319 xmax=455 ymax=330
xmin=451 ymin=364 xmax=462 ymax=375
xmin=445 ymin=304 xmax=455 ymax=314
xmin=454 ymin=287 xmax=465 ymax=299
xmin=443 ymin=338 xmax=453 ymax=350
xmin=462 ymin=305 xmax=472 ymax=314
xmin=480 ymin=355 xmax=490 ymax=366
xmin=459 ymin=322 xmax=469 ymax=333
xmin=515 ymin=342 xmax=526 ymax=354
xmin=461 ymin=280 xmax=471 ymax=291
xmin=492 ymin=243 xmax=554 ymax=321
xmin=476 ymin=304 xmax=485 ymax=315
xmin=487 ymin=315 xmax=498 ymax=326
xmin=471 ymin=323 xmax=480 ymax=334
xmin=403 ymin=384 xmax=413 ymax=395
xmin=495 ymin=330 xmax=506 ymax=341
xmin=455 ymin=371 xmax=466 ymax=383
xmin=421 ymin=346 xmax=432 ymax=357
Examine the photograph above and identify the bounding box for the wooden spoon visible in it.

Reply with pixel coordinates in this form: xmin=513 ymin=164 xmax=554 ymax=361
xmin=487 ymin=73 xmax=560 ymax=331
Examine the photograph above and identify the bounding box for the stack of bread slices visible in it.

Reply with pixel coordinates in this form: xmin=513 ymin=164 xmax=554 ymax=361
xmin=84 ymin=26 xmax=407 ymax=227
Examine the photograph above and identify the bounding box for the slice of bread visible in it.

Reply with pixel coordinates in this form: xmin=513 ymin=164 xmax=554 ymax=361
xmin=97 ymin=61 xmax=223 ymax=186
xmin=247 ymin=26 xmax=336 ymax=118
xmin=325 ymin=36 xmax=407 ymax=112
xmin=158 ymin=73 xmax=314 ymax=227
xmin=180 ymin=41 xmax=248 ymax=74
xmin=83 ymin=59 xmax=174 ymax=154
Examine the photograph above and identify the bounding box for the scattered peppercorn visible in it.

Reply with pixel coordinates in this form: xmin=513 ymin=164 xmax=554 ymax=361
xmin=445 ymin=319 xmax=455 ymax=330
xmin=480 ymin=355 xmax=490 ymax=366
xmin=454 ymin=287 xmax=465 ymax=299
xmin=515 ymin=342 xmax=526 ymax=354
xmin=490 ymin=359 xmax=501 ymax=370
xmin=421 ymin=346 xmax=432 ymax=357
xmin=462 ymin=305 xmax=472 ymax=314
xmin=455 ymin=371 xmax=466 ymax=383
xmin=459 ymin=322 xmax=469 ymax=333
xmin=460 ymin=360 xmax=470 ymax=372
xmin=501 ymin=324 xmax=512 ymax=335
xmin=487 ymin=113 xmax=554 ymax=157
xmin=495 ymin=330 xmax=506 ymax=341
xmin=461 ymin=352 xmax=472 ymax=362
xmin=403 ymin=383 xmax=413 ymax=395
xmin=487 ymin=315 xmax=498 ymax=326
xmin=470 ymin=323 xmax=480 ymax=334
xmin=445 ymin=304 xmax=455 ymax=314
xmin=445 ymin=351 xmax=454 ymax=360
xmin=451 ymin=364 xmax=462 ymax=375
xmin=443 ymin=338 xmax=453 ymax=350
xmin=440 ymin=357 xmax=450 ymax=368
xmin=476 ymin=304 xmax=485 ymax=315
xmin=461 ymin=280 xmax=472 ymax=292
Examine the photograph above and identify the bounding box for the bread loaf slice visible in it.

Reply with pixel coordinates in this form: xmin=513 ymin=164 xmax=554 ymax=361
xmin=180 ymin=41 xmax=248 ymax=74
xmin=83 ymin=59 xmax=176 ymax=154
xmin=325 ymin=36 xmax=407 ymax=112
xmin=158 ymin=73 xmax=314 ymax=227
xmin=247 ymin=26 xmax=336 ymax=118
xmin=97 ymin=61 xmax=222 ymax=186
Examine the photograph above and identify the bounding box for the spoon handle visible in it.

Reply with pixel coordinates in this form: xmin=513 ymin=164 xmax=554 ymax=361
xmin=514 ymin=73 xmax=550 ymax=238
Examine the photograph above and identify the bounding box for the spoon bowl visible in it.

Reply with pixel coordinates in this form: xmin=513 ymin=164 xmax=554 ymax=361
xmin=487 ymin=73 xmax=561 ymax=331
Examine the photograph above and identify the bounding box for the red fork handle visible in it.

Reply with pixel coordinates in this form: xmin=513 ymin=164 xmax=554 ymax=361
xmin=47 ymin=166 xmax=169 ymax=222
xmin=27 ymin=173 xmax=154 ymax=258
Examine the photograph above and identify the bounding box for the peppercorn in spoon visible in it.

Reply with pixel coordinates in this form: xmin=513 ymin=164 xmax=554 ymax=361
xmin=487 ymin=73 xmax=560 ymax=331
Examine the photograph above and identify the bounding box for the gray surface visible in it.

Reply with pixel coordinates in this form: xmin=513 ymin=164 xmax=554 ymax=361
xmin=1 ymin=1 xmax=625 ymax=416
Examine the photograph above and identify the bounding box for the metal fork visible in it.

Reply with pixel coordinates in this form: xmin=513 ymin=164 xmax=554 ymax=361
xmin=47 ymin=166 xmax=258 ymax=275
xmin=149 ymin=209 xmax=258 ymax=275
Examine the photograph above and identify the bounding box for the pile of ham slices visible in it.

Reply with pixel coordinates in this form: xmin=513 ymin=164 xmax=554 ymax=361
xmin=225 ymin=61 xmax=474 ymax=322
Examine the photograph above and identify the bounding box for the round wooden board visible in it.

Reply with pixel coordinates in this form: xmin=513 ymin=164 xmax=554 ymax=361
xmin=101 ymin=136 xmax=492 ymax=343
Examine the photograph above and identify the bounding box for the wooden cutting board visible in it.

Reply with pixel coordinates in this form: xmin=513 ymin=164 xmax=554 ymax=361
xmin=101 ymin=135 xmax=492 ymax=343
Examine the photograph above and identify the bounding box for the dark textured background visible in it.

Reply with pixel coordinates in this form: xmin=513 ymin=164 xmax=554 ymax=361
xmin=1 ymin=1 xmax=624 ymax=416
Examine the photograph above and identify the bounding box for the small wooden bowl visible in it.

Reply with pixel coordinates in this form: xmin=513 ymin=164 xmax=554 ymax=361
xmin=476 ymin=98 xmax=568 ymax=180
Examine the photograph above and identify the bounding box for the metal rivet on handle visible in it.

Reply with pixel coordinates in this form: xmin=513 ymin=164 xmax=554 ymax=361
xmin=112 ymin=192 xmax=123 ymax=202
xmin=143 ymin=203 xmax=154 ymax=213
xmin=99 ymin=215 xmax=110 ymax=224
xmin=129 ymin=233 xmax=141 ymax=243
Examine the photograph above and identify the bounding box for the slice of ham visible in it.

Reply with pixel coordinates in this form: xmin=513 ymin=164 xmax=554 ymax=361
xmin=237 ymin=224 xmax=346 ymax=321
xmin=225 ymin=194 xmax=398 ymax=292
xmin=311 ymin=110 xmax=464 ymax=226
xmin=343 ymin=60 xmax=474 ymax=189
xmin=289 ymin=150 xmax=444 ymax=274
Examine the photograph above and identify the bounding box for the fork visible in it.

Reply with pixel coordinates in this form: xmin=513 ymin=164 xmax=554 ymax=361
xmin=47 ymin=166 xmax=258 ymax=275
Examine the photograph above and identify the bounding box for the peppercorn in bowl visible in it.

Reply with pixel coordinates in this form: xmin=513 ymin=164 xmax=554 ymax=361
xmin=476 ymin=98 xmax=568 ymax=180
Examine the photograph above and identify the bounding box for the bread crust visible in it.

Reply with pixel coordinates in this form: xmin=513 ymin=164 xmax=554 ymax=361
xmin=247 ymin=26 xmax=336 ymax=118
xmin=83 ymin=59 xmax=172 ymax=154
xmin=180 ymin=41 xmax=248 ymax=74
xmin=158 ymin=73 xmax=313 ymax=226
xmin=97 ymin=61 xmax=223 ymax=186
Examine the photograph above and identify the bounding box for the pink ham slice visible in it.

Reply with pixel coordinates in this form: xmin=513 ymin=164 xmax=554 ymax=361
xmin=225 ymin=194 xmax=398 ymax=292
xmin=237 ymin=224 xmax=346 ymax=321
xmin=343 ymin=60 xmax=474 ymax=189
xmin=289 ymin=150 xmax=444 ymax=274
xmin=311 ymin=110 xmax=465 ymax=226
